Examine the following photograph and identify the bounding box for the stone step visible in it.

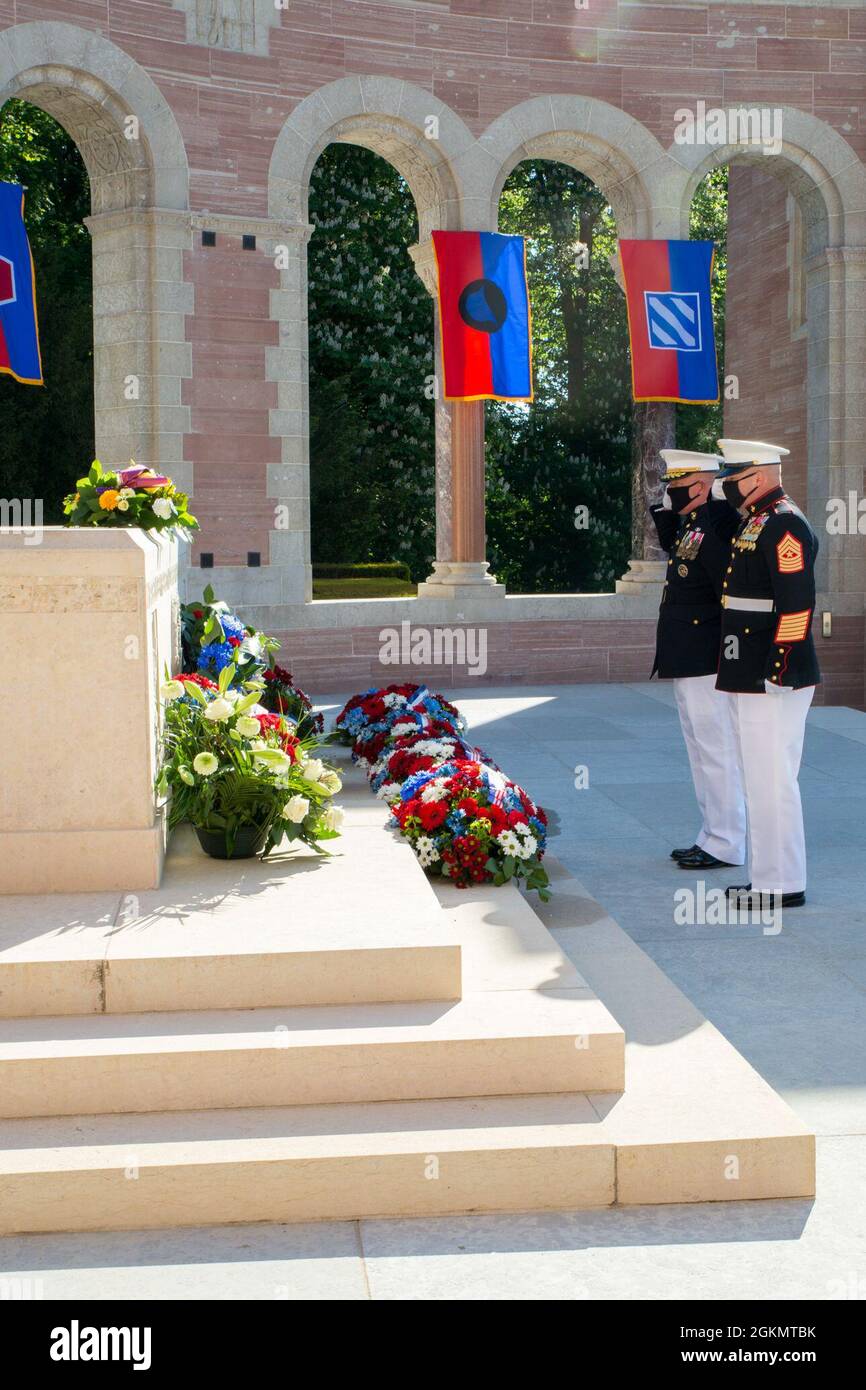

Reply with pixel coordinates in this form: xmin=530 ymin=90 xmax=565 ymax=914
xmin=0 ymin=990 xmax=625 ymax=1118
xmin=0 ymin=1095 xmax=615 ymax=1233
xmin=0 ymin=1078 xmax=814 ymax=1236
xmin=0 ymin=821 xmax=462 ymax=1017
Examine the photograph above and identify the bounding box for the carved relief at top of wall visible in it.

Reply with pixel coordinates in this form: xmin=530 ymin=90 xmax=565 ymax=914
xmin=175 ymin=0 xmax=286 ymax=57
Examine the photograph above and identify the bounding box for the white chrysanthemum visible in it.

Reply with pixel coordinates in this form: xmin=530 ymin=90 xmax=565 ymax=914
xmin=160 ymin=679 xmax=185 ymax=702
xmin=302 ymin=758 xmax=325 ymax=782
xmin=513 ymin=833 xmax=537 ymax=860
xmin=497 ymin=829 xmax=521 ymax=856
xmin=235 ymin=715 xmax=261 ymax=738
xmin=192 ymin=752 xmax=218 ymax=777
xmin=420 ymin=782 xmax=449 ymax=802
xmin=377 ymin=782 xmax=400 ymax=800
xmin=391 ymin=721 xmax=416 ymax=737
xmin=415 ymin=835 xmax=440 ymax=867
xmin=152 ymin=497 xmax=175 ymax=519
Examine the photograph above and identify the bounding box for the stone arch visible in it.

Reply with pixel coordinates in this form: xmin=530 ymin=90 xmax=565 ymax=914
xmin=478 ymin=95 xmax=675 ymax=239
xmin=0 ymin=22 xmax=189 ymax=211
xmin=669 ymin=109 xmax=866 ymax=596
xmin=0 ymin=22 xmax=192 ymax=490
xmin=266 ymin=78 xmax=476 ymax=604
xmin=268 ymin=75 xmax=474 ymax=237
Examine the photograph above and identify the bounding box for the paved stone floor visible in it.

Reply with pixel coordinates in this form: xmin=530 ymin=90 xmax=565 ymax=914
xmin=2 ymin=683 xmax=864 ymax=1300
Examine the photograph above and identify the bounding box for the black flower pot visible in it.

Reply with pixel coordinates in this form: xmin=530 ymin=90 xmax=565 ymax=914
xmin=194 ymin=823 xmax=270 ymax=860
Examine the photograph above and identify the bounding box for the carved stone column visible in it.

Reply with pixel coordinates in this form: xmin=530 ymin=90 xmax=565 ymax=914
xmin=607 ymin=253 xmax=671 ymax=592
xmin=409 ymin=239 xmax=505 ymax=601
xmin=616 ymin=401 xmax=673 ymax=591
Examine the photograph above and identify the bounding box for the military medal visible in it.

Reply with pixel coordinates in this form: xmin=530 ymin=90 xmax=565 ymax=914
xmin=677 ymin=563 xmax=689 ymax=577
xmin=733 ymin=512 xmax=770 ymax=552
xmin=675 ymin=526 xmax=704 ymax=561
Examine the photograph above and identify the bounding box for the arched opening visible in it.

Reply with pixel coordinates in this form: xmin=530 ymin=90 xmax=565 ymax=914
xmin=0 ymin=97 xmax=93 ymax=517
xmin=0 ymin=28 xmax=191 ymax=547
xmin=677 ymin=164 xmax=728 ymax=458
xmin=488 ymin=158 xmax=632 ymax=593
xmin=684 ymin=145 xmax=833 ymax=566
xmin=306 ymin=142 xmax=434 ymax=598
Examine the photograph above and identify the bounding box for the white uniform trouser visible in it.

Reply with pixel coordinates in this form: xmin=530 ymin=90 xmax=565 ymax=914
xmin=729 ymin=682 xmax=814 ymax=895
xmin=673 ymin=674 xmax=747 ymax=864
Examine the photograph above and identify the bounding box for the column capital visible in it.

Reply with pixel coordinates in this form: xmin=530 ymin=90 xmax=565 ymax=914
xmin=408 ymin=239 xmax=437 ymax=297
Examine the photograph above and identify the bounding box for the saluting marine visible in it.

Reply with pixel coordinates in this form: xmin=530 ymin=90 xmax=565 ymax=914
xmin=711 ymin=439 xmax=821 ymax=908
xmin=650 ymin=449 xmax=746 ymax=871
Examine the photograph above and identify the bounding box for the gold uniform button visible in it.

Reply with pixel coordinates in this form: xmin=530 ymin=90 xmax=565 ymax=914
xmin=744 ymin=627 xmax=750 ymax=634
xmin=722 ymin=581 xmax=728 ymax=588
xmin=726 ymin=566 xmax=732 ymax=574
xmin=668 ymin=559 xmax=673 ymax=565
xmin=771 ymin=676 xmax=778 ymax=682
xmin=778 ymin=646 xmax=784 ymax=653
xmin=692 ymin=618 xmax=699 ymax=625
xmin=775 ymin=662 xmax=781 ymax=668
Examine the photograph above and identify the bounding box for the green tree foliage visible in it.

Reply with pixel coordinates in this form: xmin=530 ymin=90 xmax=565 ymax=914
xmin=0 ymin=100 xmax=93 ymax=515
xmin=677 ymin=165 xmax=728 ymax=453
xmin=307 ymin=144 xmax=435 ymax=580
xmin=487 ymin=161 xmax=632 ymax=592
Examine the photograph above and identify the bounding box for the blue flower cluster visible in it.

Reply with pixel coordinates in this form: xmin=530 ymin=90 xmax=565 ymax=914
xmin=197 ymin=641 xmax=236 ymax=674
xmin=219 ymin=613 xmax=247 ymax=643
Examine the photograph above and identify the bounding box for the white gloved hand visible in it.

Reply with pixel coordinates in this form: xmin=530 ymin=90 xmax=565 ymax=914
xmin=661 ymin=489 xmax=673 ymax=510
xmin=711 ymin=477 xmax=727 ymax=501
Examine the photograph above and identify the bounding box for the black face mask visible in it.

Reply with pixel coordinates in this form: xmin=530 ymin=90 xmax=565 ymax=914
xmin=722 ymin=472 xmax=759 ymax=507
xmin=667 ymin=483 xmax=698 ymax=513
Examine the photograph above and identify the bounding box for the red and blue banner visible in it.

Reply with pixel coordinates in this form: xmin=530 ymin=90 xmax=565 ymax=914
xmin=618 ymin=239 xmax=718 ymax=405
xmin=0 ymin=181 xmax=43 ymax=386
xmin=432 ymin=231 xmax=532 ymax=402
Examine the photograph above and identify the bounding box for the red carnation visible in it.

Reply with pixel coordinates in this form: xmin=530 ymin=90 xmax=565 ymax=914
xmin=192 ymin=609 xmax=204 ymax=619
xmin=177 ymin=672 xmax=218 ymax=691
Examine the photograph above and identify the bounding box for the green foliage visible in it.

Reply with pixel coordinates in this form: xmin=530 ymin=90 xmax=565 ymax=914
xmin=0 ymin=99 xmax=93 ymax=514
xmin=307 ymin=145 xmax=435 ymax=580
xmin=677 ymin=165 xmax=728 ymax=452
xmin=313 ymin=561 xmax=411 ymax=579
xmin=312 ymin=576 xmax=416 ymax=600
xmin=487 ymin=160 xmax=633 ymax=592
xmin=62 ymin=459 xmax=198 ymax=538
xmin=157 ymin=678 xmax=343 ymax=858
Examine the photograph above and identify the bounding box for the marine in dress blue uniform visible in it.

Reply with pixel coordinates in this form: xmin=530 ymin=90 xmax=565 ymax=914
xmin=709 ymin=439 xmax=821 ymax=908
xmin=650 ymin=449 xmax=747 ymax=870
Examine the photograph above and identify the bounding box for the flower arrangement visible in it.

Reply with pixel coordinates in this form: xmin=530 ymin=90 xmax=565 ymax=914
xmin=259 ymin=664 xmax=324 ymax=740
xmin=368 ymin=732 xmax=497 ymax=798
xmin=181 ymin=585 xmax=279 ymax=686
xmin=156 ymin=664 xmax=343 ymax=860
xmin=333 ymin=683 xmax=550 ymax=898
xmin=389 ymin=759 xmax=550 ymax=897
xmin=334 ymin=684 xmax=466 ymax=764
xmin=63 ymin=461 xmax=198 ymax=540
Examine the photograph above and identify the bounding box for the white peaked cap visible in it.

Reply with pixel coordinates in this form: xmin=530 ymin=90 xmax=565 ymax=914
xmin=659 ymin=448 xmax=721 ymax=478
xmin=716 ymin=439 xmax=790 ymax=466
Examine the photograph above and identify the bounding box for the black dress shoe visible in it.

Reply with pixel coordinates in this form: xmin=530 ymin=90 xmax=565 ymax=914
xmin=677 ymin=848 xmax=737 ymax=869
xmin=725 ymin=884 xmax=806 ymax=908
xmin=670 ymin=844 xmax=699 ymax=860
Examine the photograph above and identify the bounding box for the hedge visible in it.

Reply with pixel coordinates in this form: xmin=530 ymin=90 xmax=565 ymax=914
xmin=312 ymin=562 xmax=411 ymax=581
